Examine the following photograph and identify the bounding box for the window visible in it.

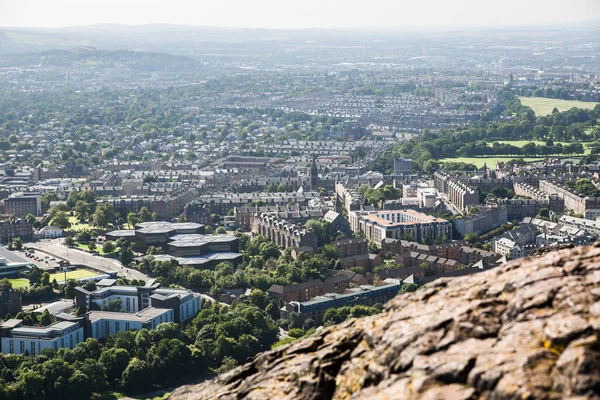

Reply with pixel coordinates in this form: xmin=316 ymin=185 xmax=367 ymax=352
xmin=61 ymin=338 xmax=64 ymax=348
xmin=30 ymin=342 xmax=36 ymax=357
xmin=9 ymin=340 xmax=14 ymax=354
xmin=69 ymin=335 xmax=73 ymax=349
xmin=126 ymin=297 xmax=131 ymax=312
xmin=115 ymin=321 xmax=120 ymax=332
xmin=125 ymin=322 xmax=130 ymax=331
xmin=105 ymin=321 xmax=109 ymax=335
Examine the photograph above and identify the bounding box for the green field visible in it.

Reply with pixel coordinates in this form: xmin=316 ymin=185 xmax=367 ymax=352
xmin=49 ymin=269 xmax=100 ymax=282
xmin=439 ymin=157 xmax=544 ymax=169
xmin=7 ymin=278 xmax=30 ymax=289
xmin=76 ymin=242 xmax=119 ymax=255
xmin=518 ymin=97 xmax=599 ymax=116
xmin=67 ymin=216 xmax=94 ymax=232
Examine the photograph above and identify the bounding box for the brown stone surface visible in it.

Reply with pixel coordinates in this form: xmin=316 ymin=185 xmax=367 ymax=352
xmin=170 ymin=245 xmax=600 ymax=400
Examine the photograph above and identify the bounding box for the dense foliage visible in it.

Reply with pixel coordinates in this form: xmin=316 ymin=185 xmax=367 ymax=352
xmin=0 ymin=301 xmax=278 ymax=399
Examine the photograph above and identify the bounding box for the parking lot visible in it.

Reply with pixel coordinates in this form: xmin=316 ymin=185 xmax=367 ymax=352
xmin=21 ymin=249 xmax=63 ymax=271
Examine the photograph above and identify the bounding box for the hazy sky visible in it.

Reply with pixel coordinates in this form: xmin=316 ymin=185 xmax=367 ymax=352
xmin=0 ymin=0 xmax=599 ymax=29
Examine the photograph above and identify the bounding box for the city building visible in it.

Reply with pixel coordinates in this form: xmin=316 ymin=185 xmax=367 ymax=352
xmin=454 ymin=206 xmax=508 ymax=237
xmin=87 ymin=307 xmax=174 ymax=340
xmin=74 ymin=281 xmax=201 ymax=324
xmin=0 ymin=219 xmax=33 ymax=243
xmin=352 ymin=209 xmax=452 ymax=244
xmin=252 ymin=214 xmax=318 ymax=252
xmin=393 ymin=158 xmax=413 ymax=175
xmin=0 ymin=247 xmax=34 ymax=277
xmin=0 ymin=319 xmax=83 ymax=355
xmin=280 ymin=280 xmax=401 ymax=323
xmin=1 ymin=192 xmax=42 ymax=217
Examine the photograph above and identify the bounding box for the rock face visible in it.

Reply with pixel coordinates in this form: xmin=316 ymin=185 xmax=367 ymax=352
xmin=170 ymin=245 xmax=600 ymax=400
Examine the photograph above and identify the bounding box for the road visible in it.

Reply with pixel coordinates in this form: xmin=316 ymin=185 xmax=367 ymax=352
xmin=26 ymin=239 xmax=150 ymax=282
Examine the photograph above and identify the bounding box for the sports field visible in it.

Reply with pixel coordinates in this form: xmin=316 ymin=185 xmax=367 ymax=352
xmin=7 ymin=278 xmax=30 ymax=288
xmin=48 ymin=269 xmax=100 ymax=282
xmin=518 ymin=97 xmax=599 ymax=116
xmin=7 ymin=269 xmax=100 ymax=288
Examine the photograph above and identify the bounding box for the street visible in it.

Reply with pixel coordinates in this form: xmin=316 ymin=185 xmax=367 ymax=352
xmin=26 ymin=238 xmax=150 ymax=282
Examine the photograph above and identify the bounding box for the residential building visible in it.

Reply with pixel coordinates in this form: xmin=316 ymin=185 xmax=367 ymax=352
xmin=1 ymin=192 xmax=42 ymax=217
xmin=87 ymin=307 xmax=174 ymax=340
xmin=353 ymin=209 xmax=452 ymax=244
xmin=252 ymin=214 xmax=318 ymax=252
xmin=0 ymin=219 xmax=33 ymax=243
xmin=454 ymin=206 xmax=508 ymax=237
xmin=74 ymin=281 xmax=201 ymax=324
xmin=279 ymin=280 xmax=401 ymax=323
xmin=0 ymin=319 xmax=83 ymax=355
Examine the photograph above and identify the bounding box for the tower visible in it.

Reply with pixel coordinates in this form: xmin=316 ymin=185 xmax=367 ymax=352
xmin=310 ymin=158 xmax=319 ymax=191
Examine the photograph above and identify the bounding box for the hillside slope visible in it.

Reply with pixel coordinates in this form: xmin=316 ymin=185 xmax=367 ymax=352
xmin=171 ymin=244 xmax=600 ymax=400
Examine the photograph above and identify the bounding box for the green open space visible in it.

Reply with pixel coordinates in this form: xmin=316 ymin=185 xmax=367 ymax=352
xmin=438 ymin=157 xmax=545 ymax=169
xmin=76 ymin=242 xmax=119 ymax=255
xmin=6 ymin=278 xmax=30 ymax=289
xmin=518 ymin=97 xmax=599 ymax=116
xmin=48 ymin=269 xmax=100 ymax=282
xmin=67 ymin=216 xmax=94 ymax=232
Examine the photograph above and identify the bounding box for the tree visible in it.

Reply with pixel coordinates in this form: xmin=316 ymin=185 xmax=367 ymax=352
xmin=102 ymin=241 xmax=116 ymax=254
xmin=102 ymin=298 xmax=122 ymax=312
xmin=217 ymin=356 xmax=238 ymax=374
xmin=50 ymin=211 xmax=71 ymax=230
xmin=41 ymin=272 xmax=51 ymax=286
xmin=88 ymin=242 xmax=96 ymax=252
xmin=216 ymin=226 xmax=227 ymax=234
xmin=40 ymin=309 xmax=53 ymax=326
xmin=127 ymin=212 xmax=139 ymax=228
xmin=64 ymin=236 xmax=75 ymax=247
xmin=138 ymin=207 xmax=152 ymax=223
xmin=99 ymin=348 xmax=130 ymax=384
xmin=0 ymin=278 xmax=12 ymax=291
xmin=64 ymin=279 xmax=78 ymax=298
xmin=120 ymin=246 xmax=134 ymax=266
xmin=74 ymin=200 xmax=91 ymax=223
xmin=12 ymin=237 xmax=22 ymax=250
xmin=463 ymin=233 xmax=479 ymax=244
xmin=121 ymin=359 xmax=151 ymax=393
xmin=29 ymin=267 xmax=42 ymax=286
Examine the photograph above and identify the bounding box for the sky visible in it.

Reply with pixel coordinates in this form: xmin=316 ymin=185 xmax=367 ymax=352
xmin=0 ymin=0 xmax=599 ymax=30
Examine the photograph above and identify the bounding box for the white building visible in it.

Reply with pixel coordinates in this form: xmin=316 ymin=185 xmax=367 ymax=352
xmin=35 ymin=225 xmax=63 ymax=239
xmin=75 ymin=282 xmax=201 ymax=324
xmin=0 ymin=319 xmax=83 ymax=355
xmin=88 ymin=307 xmax=174 ymax=339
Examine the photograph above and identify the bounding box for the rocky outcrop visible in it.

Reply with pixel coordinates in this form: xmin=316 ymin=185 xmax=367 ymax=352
xmin=170 ymin=244 xmax=600 ymax=400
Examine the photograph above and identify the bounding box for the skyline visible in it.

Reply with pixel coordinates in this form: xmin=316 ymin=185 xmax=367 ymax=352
xmin=1 ymin=0 xmax=599 ymax=30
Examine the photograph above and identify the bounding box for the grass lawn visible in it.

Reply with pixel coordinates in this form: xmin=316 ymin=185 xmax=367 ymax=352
xmin=7 ymin=278 xmax=30 ymax=289
xmin=439 ymin=157 xmax=545 ymax=169
xmin=49 ymin=269 xmax=100 ymax=282
xmin=67 ymin=216 xmax=94 ymax=232
xmin=76 ymin=242 xmax=119 ymax=255
xmin=518 ymin=97 xmax=600 ymax=116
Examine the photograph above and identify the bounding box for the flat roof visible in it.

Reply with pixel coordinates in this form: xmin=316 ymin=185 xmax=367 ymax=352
xmin=168 ymin=234 xmax=238 ymax=248
xmin=105 ymin=230 xmax=136 ymax=237
xmin=0 ymin=246 xmax=32 ymax=264
xmin=88 ymin=307 xmax=171 ymax=323
xmin=151 ymin=253 xmax=242 ymax=266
